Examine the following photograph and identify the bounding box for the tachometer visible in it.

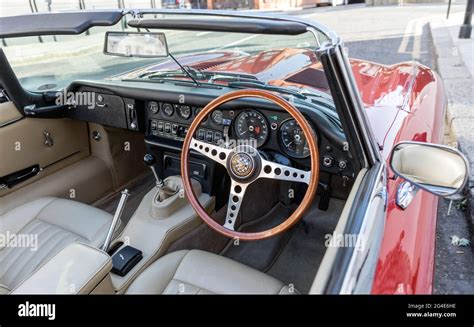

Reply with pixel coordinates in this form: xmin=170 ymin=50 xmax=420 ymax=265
xmin=234 ymin=110 xmax=269 ymax=148
xmin=279 ymin=119 xmax=312 ymax=158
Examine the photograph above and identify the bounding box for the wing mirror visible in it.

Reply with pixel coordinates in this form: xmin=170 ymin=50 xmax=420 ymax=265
xmin=104 ymin=31 xmax=168 ymax=58
xmin=389 ymin=141 xmax=469 ymax=197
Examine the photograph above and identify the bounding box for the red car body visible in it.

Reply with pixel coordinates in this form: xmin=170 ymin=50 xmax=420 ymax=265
xmin=120 ymin=48 xmax=446 ymax=293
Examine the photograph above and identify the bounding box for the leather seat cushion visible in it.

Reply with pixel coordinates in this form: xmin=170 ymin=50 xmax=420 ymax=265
xmin=126 ymin=250 xmax=294 ymax=294
xmin=0 ymin=197 xmax=113 ymax=293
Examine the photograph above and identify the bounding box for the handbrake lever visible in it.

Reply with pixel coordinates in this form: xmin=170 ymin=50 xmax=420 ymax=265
xmin=102 ymin=189 xmax=130 ymax=252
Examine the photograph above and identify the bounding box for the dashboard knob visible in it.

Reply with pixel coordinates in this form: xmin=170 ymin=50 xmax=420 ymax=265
xmin=143 ymin=153 xmax=156 ymax=166
xmin=338 ymin=159 xmax=348 ymax=170
xmin=322 ymin=155 xmax=334 ymax=168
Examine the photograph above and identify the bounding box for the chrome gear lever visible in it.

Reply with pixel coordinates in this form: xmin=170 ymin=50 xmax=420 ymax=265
xmin=144 ymin=153 xmax=164 ymax=187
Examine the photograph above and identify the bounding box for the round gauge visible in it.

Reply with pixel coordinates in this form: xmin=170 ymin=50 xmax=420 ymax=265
xmin=211 ymin=110 xmax=223 ymax=125
xmin=194 ymin=107 xmax=208 ymax=122
xmin=162 ymin=103 xmax=174 ymax=117
xmin=278 ymin=119 xmax=313 ymax=158
xmin=148 ymin=101 xmax=159 ymax=114
xmin=234 ymin=110 xmax=269 ymax=148
xmin=177 ymin=105 xmax=191 ymax=120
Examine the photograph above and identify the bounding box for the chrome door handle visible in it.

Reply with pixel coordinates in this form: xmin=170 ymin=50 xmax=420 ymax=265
xmin=396 ymin=181 xmax=419 ymax=209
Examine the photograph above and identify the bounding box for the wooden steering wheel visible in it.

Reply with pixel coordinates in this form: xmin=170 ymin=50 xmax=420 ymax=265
xmin=181 ymin=89 xmax=319 ymax=240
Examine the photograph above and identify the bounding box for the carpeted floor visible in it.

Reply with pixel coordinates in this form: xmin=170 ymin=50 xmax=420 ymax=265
xmin=266 ymin=198 xmax=345 ymax=293
xmin=220 ymin=197 xmax=345 ymax=294
xmin=220 ymin=203 xmax=297 ymax=271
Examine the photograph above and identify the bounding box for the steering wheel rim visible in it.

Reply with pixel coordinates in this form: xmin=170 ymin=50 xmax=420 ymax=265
xmin=181 ymin=89 xmax=319 ymax=241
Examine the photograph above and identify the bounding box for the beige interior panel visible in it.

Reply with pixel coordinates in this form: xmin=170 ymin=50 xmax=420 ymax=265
xmin=0 ymin=102 xmax=22 ymax=127
xmin=89 ymin=123 xmax=147 ymax=190
xmin=0 ymin=112 xmax=90 ymax=195
xmin=0 ymin=156 xmax=113 ymax=215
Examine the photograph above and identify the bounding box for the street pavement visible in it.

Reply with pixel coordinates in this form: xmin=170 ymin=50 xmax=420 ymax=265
xmin=430 ymin=12 xmax=474 ymax=216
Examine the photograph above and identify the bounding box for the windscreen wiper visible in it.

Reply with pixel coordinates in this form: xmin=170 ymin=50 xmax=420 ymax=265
xmin=137 ymin=53 xmax=201 ymax=86
xmin=139 ymin=70 xmax=188 ymax=79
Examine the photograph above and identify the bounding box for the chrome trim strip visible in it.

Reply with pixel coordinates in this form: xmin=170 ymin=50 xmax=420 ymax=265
xmin=339 ymin=161 xmax=386 ymax=294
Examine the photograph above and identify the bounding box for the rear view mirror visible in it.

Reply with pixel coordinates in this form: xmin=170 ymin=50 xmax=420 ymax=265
xmin=104 ymin=31 xmax=168 ymax=58
xmin=390 ymin=141 xmax=469 ymax=197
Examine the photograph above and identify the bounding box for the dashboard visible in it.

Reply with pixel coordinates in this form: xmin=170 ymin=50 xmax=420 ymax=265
xmin=66 ymin=80 xmax=355 ymax=192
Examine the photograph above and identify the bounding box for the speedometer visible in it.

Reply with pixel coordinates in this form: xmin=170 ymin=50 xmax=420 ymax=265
xmin=234 ymin=110 xmax=269 ymax=148
xmin=279 ymin=119 xmax=312 ymax=158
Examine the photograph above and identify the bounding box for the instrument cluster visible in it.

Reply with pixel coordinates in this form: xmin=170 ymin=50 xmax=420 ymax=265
xmin=146 ymin=102 xmax=351 ymax=175
xmin=147 ymin=102 xmax=314 ymax=160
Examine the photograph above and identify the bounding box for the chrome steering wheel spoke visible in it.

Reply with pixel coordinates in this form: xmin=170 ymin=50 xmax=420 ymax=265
xmin=223 ymin=180 xmax=249 ymax=231
xmin=258 ymin=158 xmax=311 ymax=185
xmin=190 ymin=137 xmax=232 ymax=167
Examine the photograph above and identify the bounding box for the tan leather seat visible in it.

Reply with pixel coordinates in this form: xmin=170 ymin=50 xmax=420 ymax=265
xmin=0 ymin=197 xmax=113 ymax=294
xmin=126 ymin=250 xmax=295 ymax=294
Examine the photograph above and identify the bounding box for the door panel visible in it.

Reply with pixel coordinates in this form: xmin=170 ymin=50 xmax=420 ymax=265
xmin=0 ymin=102 xmax=90 ymax=196
xmin=0 ymin=101 xmax=22 ymax=127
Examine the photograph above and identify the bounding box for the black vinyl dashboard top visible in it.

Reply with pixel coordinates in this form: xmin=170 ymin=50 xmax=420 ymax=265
xmin=69 ymin=79 xmax=345 ymax=144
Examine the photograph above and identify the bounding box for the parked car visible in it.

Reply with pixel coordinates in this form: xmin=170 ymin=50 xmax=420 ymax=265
xmin=0 ymin=9 xmax=468 ymax=295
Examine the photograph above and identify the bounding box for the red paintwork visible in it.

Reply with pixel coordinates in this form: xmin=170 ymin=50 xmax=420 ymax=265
xmin=120 ymin=49 xmax=447 ymax=293
xmin=359 ymin=62 xmax=446 ymax=294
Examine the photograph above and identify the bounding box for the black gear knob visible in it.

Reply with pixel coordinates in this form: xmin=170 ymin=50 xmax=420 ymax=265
xmin=143 ymin=153 xmax=156 ymax=166
xmin=143 ymin=153 xmax=163 ymax=187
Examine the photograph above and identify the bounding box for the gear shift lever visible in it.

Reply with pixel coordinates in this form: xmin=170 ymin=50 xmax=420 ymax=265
xmin=144 ymin=153 xmax=164 ymax=187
